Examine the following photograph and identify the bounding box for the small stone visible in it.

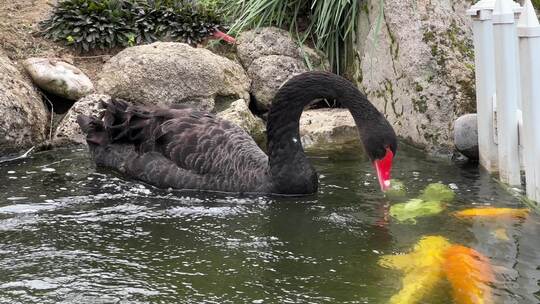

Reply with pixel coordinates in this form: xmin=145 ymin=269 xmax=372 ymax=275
xmin=454 ymin=114 xmax=479 ymax=160
xmin=23 ymin=57 xmax=94 ymax=100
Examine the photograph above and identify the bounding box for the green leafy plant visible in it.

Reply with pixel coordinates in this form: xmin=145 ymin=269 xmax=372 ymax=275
xmin=533 ymin=0 xmax=540 ymax=10
xmin=419 ymin=183 xmax=455 ymax=203
xmin=41 ymin=0 xmax=135 ymax=51
xmin=389 ymin=199 xmax=444 ymax=223
xmin=41 ymin=0 xmax=224 ymax=51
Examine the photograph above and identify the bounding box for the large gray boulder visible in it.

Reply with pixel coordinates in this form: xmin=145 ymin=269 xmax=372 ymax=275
xmin=23 ymin=58 xmax=94 ymax=100
xmin=358 ymin=0 xmax=476 ymax=154
xmin=248 ymin=55 xmax=307 ymax=110
xmin=97 ymin=42 xmax=250 ymax=112
xmin=53 ymin=94 xmax=110 ymax=146
xmin=217 ymin=99 xmax=266 ymax=144
xmin=0 ymin=53 xmax=49 ymax=156
xmin=454 ymin=113 xmax=478 ymax=160
xmin=237 ymin=27 xmax=328 ymax=111
xmin=299 ymin=109 xmax=359 ymax=150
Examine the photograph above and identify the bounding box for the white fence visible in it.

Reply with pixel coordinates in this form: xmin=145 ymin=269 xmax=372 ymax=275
xmin=468 ymin=0 xmax=540 ymax=202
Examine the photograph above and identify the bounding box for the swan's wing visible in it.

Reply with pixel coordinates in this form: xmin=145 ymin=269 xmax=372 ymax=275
xmin=81 ymin=99 xmax=270 ymax=192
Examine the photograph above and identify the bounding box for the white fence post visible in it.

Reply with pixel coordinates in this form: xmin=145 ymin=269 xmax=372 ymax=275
xmin=467 ymin=0 xmax=499 ymax=172
xmin=492 ymin=0 xmax=522 ymax=186
xmin=518 ymin=0 xmax=540 ymax=201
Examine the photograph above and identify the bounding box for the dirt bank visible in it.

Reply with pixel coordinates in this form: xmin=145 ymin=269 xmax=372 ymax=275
xmin=0 ymin=0 xmax=110 ymax=81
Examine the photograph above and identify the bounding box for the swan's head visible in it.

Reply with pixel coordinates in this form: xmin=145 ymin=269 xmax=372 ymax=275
xmin=361 ymin=122 xmax=398 ymax=192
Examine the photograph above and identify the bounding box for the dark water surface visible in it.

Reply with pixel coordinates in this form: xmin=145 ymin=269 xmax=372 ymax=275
xmin=0 ymin=145 xmax=539 ymax=303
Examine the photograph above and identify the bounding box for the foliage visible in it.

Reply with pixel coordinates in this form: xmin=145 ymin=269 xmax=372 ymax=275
xmin=41 ymin=0 xmax=223 ymax=51
xmin=385 ymin=179 xmax=407 ymax=199
xmin=389 ymin=199 xmax=445 ymax=223
xmin=388 ymin=183 xmax=454 ymax=223
xmin=419 ymin=183 xmax=455 ymax=203
xmin=533 ymin=0 xmax=540 ymax=10
xmin=221 ymin=0 xmax=359 ymax=76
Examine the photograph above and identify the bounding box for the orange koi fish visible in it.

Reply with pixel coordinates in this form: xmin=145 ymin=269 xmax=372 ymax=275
xmin=454 ymin=208 xmax=529 ymax=219
xmin=443 ymin=245 xmax=494 ymax=304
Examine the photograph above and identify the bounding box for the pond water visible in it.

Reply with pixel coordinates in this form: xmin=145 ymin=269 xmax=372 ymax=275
xmin=0 ymin=145 xmax=538 ymax=304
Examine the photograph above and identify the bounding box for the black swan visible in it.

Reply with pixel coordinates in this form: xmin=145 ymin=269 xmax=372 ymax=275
xmin=77 ymin=71 xmax=397 ymax=195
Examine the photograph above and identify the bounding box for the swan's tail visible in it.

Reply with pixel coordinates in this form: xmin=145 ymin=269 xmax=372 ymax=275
xmin=77 ymin=114 xmax=108 ymax=146
xmin=78 ymin=98 xmax=160 ymax=149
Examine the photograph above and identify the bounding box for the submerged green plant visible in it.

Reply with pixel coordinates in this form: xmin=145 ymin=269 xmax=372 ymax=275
xmin=388 ymin=183 xmax=455 ymax=224
xmin=389 ymin=199 xmax=445 ymax=223
xmin=419 ymin=183 xmax=455 ymax=203
xmin=385 ymin=179 xmax=407 ymax=200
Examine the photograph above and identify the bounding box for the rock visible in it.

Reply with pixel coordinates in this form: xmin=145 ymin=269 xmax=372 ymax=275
xmin=237 ymin=27 xmax=328 ymax=111
xmin=0 ymin=53 xmax=49 ymax=156
xmin=97 ymin=42 xmax=250 ymax=112
xmin=453 ymin=114 xmax=478 ymax=160
xmin=23 ymin=57 xmax=94 ymax=100
xmin=299 ymin=108 xmax=359 ymax=150
xmin=237 ymin=27 xmax=302 ymax=68
xmin=358 ymin=0 xmax=476 ymax=154
xmin=53 ymin=94 xmax=110 ymax=146
xmin=237 ymin=27 xmax=327 ymax=70
xmin=217 ymin=99 xmax=266 ymax=144
xmin=248 ymin=55 xmax=307 ymax=111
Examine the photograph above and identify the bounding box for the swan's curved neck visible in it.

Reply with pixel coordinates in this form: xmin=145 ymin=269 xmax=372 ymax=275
xmin=266 ymin=72 xmax=382 ymax=194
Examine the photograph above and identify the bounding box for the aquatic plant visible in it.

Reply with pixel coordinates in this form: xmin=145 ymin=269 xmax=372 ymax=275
xmin=388 ymin=183 xmax=454 ymax=223
xmin=385 ymin=179 xmax=407 ymax=199
xmin=222 ymin=0 xmax=358 ymax=76
xmin=389 ymin=199 xmax=444 ymax=223
xmin=40 ymin=0 xmax=224 ymax=51
xmin=419 ymin=182 xmax=455 ymax=203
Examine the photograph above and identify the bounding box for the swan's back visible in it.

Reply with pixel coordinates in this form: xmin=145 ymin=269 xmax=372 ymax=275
xmin=78 ymin=99 xmax=271 ymax=193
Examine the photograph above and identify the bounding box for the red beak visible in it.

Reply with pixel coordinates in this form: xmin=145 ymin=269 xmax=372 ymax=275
xmin=373 ymin=147 xmax=394 ymax=192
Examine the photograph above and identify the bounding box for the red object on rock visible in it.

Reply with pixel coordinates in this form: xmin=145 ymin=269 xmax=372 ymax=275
xmin=211 ymin=30 xmax=236 ymax=44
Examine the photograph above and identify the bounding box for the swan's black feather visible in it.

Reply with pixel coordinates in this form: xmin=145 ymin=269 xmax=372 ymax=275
xmin=79 ymin=71 xmax=397 ymax=195
xmin=81 ymin=100 xmax=271 ymax=193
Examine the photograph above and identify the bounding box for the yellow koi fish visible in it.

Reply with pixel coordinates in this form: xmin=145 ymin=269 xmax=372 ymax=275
xmin=379 ymin=236 xmax=452 ymax=304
